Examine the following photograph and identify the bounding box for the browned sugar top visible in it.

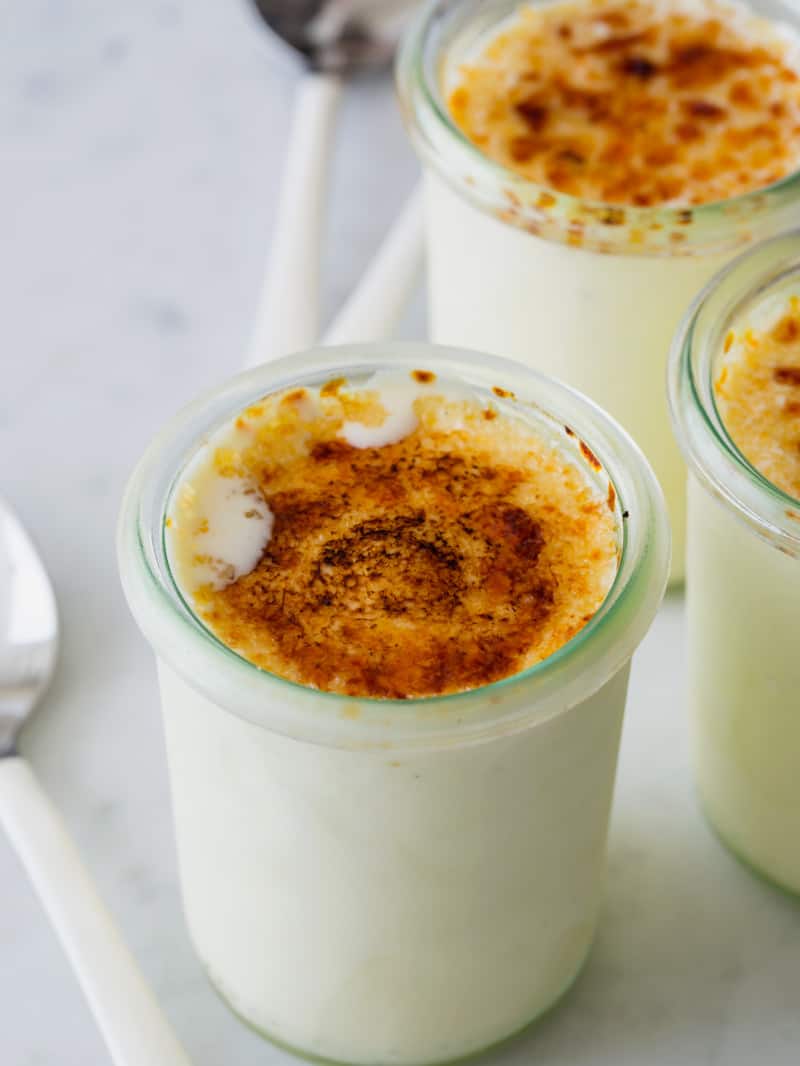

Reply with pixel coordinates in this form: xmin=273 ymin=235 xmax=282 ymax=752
xmin=716 ymin=298 xmax=800 ymax=499
xmin=448 ymin=0 xmax=800 ymax=206
xmin=181 ymin=384 xmax=617 ymax=699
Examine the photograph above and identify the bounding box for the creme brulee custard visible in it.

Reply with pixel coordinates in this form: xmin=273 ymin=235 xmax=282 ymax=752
xmin=398 ymin=0 xmax=800 ymax=583
xmin=669 ymin=234 xmax=800 ymax=895
xmin=167 ymin=372 xmax=617 ymax=698
xmin=447 ymin=0 xmax=800 ymax=206
xmin=715 ymin=299 xmax=800 ymax=498
xmin=119 ymin=346 xmax=669 ymax=1065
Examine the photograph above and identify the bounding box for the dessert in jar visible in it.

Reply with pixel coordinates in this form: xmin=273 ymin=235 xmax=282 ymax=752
xmin=118 ymin=343 xmax=668 ymax=1065
xmin=669 ymin=231 xmax=800 ymax=895
xmin=397 ymin=0 xmax=800 ymax=582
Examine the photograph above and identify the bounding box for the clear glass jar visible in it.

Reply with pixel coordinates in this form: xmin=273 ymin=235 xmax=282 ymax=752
xmin=118 ymin=343 xmax=669 ymax=1065
xmin=669 ymin=231 xmax=800 ymax=896
xmin=396 ymin=0 xmax=800 ymax=585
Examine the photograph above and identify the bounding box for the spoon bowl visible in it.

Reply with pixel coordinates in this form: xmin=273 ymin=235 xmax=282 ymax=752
xmin=0 ymin=495 xmax=191 ymax=1065
xmin=250 ymin=0 xmax=415 ymax=73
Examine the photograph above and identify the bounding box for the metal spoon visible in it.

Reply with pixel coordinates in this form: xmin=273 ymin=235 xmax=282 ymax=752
xmin=0 ymin=496 xmax=190 ymax=1066
xmin=243 ymin=0 xmax=418 ymax=367
xmin=251 ymin=0 xmax=410 ymax=72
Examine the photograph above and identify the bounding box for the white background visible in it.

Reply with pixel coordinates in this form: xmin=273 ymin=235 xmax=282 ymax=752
xmin=2 ymin=2 xmax=798 ymax=1063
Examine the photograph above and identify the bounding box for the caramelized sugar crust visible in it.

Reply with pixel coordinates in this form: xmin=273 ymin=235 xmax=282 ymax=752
xmin=448 ymin=0 xmax=800 ymax=206
xmin=186 ymin=386 xmax=617 ymax=699
xmin=716 ymin=299 xmax=800 ymax=499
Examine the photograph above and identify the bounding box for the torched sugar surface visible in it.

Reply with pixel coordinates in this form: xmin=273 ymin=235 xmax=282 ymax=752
xmin=716 ymin=297 xmax=800 ymax=500
xmin=447 ymin=0 xmax=800 ymax=206
xmin=167 ymin=373 xmax=619 ymax=699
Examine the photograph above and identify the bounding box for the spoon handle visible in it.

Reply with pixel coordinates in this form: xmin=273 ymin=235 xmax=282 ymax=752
xmin=323 ymin=182 xmax=425 ymax=346
xmin=0 ymin=756 xmax=191 ymax=1066
xmin=243 ymin=73 xmax=342 ymax=367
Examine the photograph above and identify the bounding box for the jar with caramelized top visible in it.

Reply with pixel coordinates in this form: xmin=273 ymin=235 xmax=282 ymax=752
xmin=669 ymin=231 xmax=800 ymax=895
xmin=119 ymin=343 xmax=668 ymax=1065
xmin=397 ymin=0 xmax=800 ymax=584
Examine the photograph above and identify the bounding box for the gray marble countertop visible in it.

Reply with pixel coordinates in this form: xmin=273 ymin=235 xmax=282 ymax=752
xmin=2 ymin=2 xmax=798 ymax=1064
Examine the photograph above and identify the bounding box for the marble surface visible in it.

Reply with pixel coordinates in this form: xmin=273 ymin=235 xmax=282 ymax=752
xmin=2 ymin=2 xmax=798 ymax=1064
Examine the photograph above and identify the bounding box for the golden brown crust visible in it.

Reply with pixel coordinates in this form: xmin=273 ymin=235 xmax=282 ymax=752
xmin=205 ymin=446 xmax=555 ymax=697
xmin=179 ymin=382 xmax=617 ymax=699
xmin=716 ymin=299 xmax=800 ymax=500
xmin=448 ymin=0 xmax=800 ymax=207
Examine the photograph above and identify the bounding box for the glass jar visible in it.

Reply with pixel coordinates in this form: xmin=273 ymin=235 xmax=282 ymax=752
xmin=118 ymin=343 xmax=668 ymax=1065
xmin=669 ymin=231 xmax=800 ymax=895
xmin=397 ymin=0 xmax=800 ymax=584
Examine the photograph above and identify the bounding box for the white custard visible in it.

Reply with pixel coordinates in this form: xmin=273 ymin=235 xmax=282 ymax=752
xmin=160 ymin=660 xmax=630 ymax=1064
xmin=340 ymin=371 xmax=423 ymax=447
xmin=170 ymin=474 xmax=272 ymax=593
xmin=686 ymin=477 xmax=800 ymax=892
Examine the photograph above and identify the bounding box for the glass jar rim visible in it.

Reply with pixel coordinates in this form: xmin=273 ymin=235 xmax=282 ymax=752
xmin=668 ymin=229 xmax=800 ymax=553
xmin=397 ymin=0 xmax=800 ymax=257
xmin=118 ymin=343 xmax=669 ymax=751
